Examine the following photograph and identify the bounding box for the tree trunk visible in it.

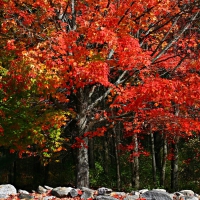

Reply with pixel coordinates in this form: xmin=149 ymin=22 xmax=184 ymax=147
xmin=104 ymin=132 xmax=110 ymax=175
xmin=113 ymin=123 xmax=121 ymax=191
xmin=171 ymin=104 xmax=179 ymax=191
xmin=43 ymin=162 xmax=50 ymax=185
xmin=9 ymin=160 xmax=16 ymax=186
xmin=89 ymin=138 xmax=95 ymax=169
xmin=132 ymin=134 xmax=139 ymax=190
xmin=160 ymin=134 xmax=167 ymax=187
xmin=171 ymin=137 xmax=179 ymax=191
xmin=77 ymin=137 xmax=89 ymax=188
xmin=76 ymin=88 xmax=90 ymax=188
xmin=150 ymin=132 xmax=157 ymax=185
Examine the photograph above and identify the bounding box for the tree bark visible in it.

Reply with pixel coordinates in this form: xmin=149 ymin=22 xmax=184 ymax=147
xmin=104 ymin=132 xmax=110 ymax=175
xmin=9 ymin=160 xmax=16 ymax=186
xmin=77 ymin=137 xmax=89 ymax=188
xmin=89 ymin=138 xmax=95 ymax=169
xmin=76 ymin=89 xmax=90 ymax=188
xmin=171 ymin=103 xmax=180 ymax=190
xmin=150 ymin=132 xmax=157 ymax=185
xmin=160 ymin=134 xmax=167 ymax=187
xmin=113 ymin=123 xmax=121 ymax=191
xmin=132 ymin=134 xmax=139 ymax=190
xmin=171 ymin=137 xmax=179 ymax=191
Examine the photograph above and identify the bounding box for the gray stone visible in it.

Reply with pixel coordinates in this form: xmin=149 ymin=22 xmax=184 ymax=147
xmin=37 ymin=185 xmax=47 ymax=194
xmin=44 ymin=185 xmax=53 ymax=190
xmin=153 ymin=188 xmax=167 ymax=192
xmin=81 ymin=187 xmax=95 ymax=192
xmin=51 ymin=186 xmax=72 ymax=197
xmin=0 ymin=194 xmax=9 ymax=199
xmin=124 ymin=195 xmax=140 ymax=200
xmin=96 ymin=195 xmax=118 ymax=200
xmin=70 ymin=188 xmax=78 ymax=197
xmin=139 ymin=189 xmax=149 ymax=194
xmin=0 ymin=184 xmax=17 ymax=198
xmin=178 ymin=196 xmax=198 ymax=200
xmin=174 ymin=192 xmax=184 ymax=200
xmin=19 ymin=193 xmax=34 ymax=199
xmin=81 ymin=187 xmax=95 ymax=199
xmin=43 ymin=196 xmax=56 ymax=200
xmin=130 ymin=191 xmax=140 ymax=196
xmin=141 ymin=190 xmax=172 ymax=200
xmin=110 ymin=192 xmax=126 ymax=198
xmin=111 ymin=192 xmax=126 ymax=196
xmin=169 ymin=193 xmax=175 ymax=199
xmin=98 ymin=187 xmax=112 ymax=195
xmin=173 ymin=190 xmax=199 ymax=200
xmin=180 ymin=190 xmax=195 ymax=197
xmin=18 ymin=189 xmax=29 ymax=194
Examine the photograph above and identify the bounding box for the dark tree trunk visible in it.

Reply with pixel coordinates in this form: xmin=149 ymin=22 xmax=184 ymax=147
xmin=171 ymin=137 xmax=179 ymax=191
xmin=132 ymin=134 xmax=139 ymax=190
xmin=104 ymin=132 xmax=110 ymax=175
xmin=113 ymin=123 xmax=121 ymax=191
xmin=151 ymin=132 xmax=157 ymax=185
xmin=89 ymin=138 xmax=95 ymax=169
xmin=171 ymin=104 xmax=179 ymax=191
xmin=76 ymin=89 xmax=90 ymax=188
xmin=160 ymin=134 xmax=167 ymax=187
xmin=43 ymin=162 xmax=50 ymax=185
xmin=77 ymin=137 xmax=89 ymax=188
xmin=9 ymin=160 xmax=16 ymax=186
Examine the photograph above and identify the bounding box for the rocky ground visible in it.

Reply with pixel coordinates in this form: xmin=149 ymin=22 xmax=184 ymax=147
xmin=0 ymin=184 xmax=199 ymax=200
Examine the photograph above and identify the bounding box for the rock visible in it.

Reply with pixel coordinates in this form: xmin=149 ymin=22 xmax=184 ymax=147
xmin=130 ymin=191 xmax=140 ymax=196
xmin=44 ymin=185 xmax=53 ymax=190
xmin=37 ymin=185 xmax=47 ymax=194
xmin=179 ymin=190 xmax=194 ymax=197
xmin=174 ymin=192 xmax=183 ymax=200
xmin=18 ymin=189 xmax=29 ymax=194
xmin=0 ymin=194 xmax=9 ymax=199
xmin=153 ymin=188 xmax=166 ymax=192
xmin=176 ymin=195 xmax=198 ymax=200
xmin=0 ymin=184 xmax=17 ymax=199
xmin=43 ymin=196 xmax=56 ymax=200
xmin=110 ymin=192 xmax=126 ymax=198
xmin=69 ymin=188 xmax=79 ymax=197
xmin=18 ymin=193 xmax=34 ymax=199
xmin=98 ymin=187 xmax=112 ymax=195
xmin=173 ymin=190 xmax=199 ymax=200
xmin=183 ymin=197 xmax=199 ymax=200
xmin=51 ymin=186 xmax=72 ymax=197
xmin=96 ymin=195 xmax=118 ymax=200
xmin=81 ymin=187 xmax=95 ymax=199
xmin=139 ymin=189 xmax=149 ymax=194
xmin=1 ymin=184 xmax=200 ymax=200
xmin=141 ymin=190 xmax=172 ymax=200
xmin=169 ymin=193 xmax=175 ymax=199
xmin=124 ymin=194 xmax=140 ymax=200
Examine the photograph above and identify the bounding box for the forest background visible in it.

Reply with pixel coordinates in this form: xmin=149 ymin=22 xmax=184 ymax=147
xmin=0 ymin=0 xmax=200 ymax=193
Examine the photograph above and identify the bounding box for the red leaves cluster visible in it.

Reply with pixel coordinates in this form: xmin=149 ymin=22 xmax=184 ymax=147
xmin=116 ymin=36 xmax=151 ymax=70
xmin=84 ymin=127 xmax=107 ymax=139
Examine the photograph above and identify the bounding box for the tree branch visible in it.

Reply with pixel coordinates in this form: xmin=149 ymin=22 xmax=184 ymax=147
xmin=87 ymin=71 xmax=127 ymax=111
xmin=152 ymin=11 xmax=199 ymax=63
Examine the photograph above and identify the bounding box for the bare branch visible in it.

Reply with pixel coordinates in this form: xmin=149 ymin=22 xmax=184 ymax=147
xmin=118 ymin=1 xmax=135 ymax=25
xmin=87 ymin=71 xmax=127 ymax=111
xmin=151 ymin=16 xmax=180 ymax=57
xmin=152 ymin=11 xmax=199 ymax=63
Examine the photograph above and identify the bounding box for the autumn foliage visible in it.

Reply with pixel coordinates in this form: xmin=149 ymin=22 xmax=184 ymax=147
xmin=0 ymin=0 xmax=200 ymax=183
